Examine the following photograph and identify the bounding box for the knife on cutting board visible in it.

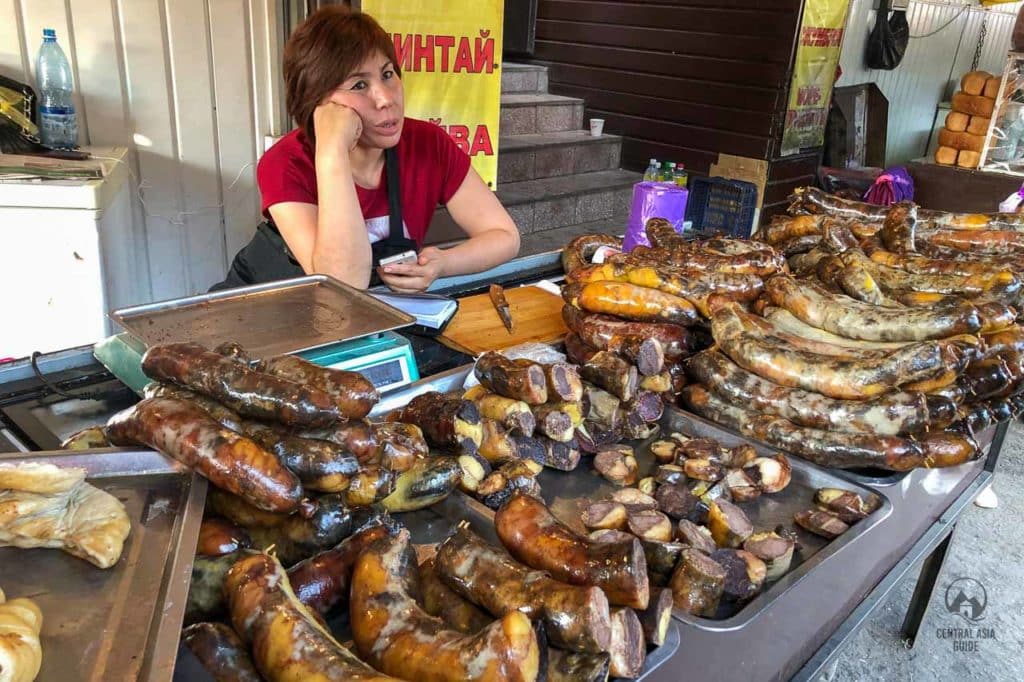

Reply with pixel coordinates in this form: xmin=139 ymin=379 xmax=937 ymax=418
xmin=489 ymin=284 xmax=514 ymax=333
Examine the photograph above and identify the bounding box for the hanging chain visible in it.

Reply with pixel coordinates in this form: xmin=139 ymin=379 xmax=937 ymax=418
xmin=972 ymin=12 xmax=989 ymax=71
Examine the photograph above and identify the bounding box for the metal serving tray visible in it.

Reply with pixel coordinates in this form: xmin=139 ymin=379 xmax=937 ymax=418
xmin=374 ymin=366 xmax=892 ymax=633
xmin=533 ymin=406 xmax=892 ymax=631
xmin=218 ymin=486 xmax=680 ymax=682
xmin=111 ymin=274 xmax=415 ymax=358
xmin=0 ymin=448 xmax=207 ymax=681
xmin=396 ymin=493 xmax=681 ymax=681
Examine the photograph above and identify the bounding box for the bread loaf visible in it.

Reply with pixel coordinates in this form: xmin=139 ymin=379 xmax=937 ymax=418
xmin=966 ymin=116 xmax=991 ymax=136
xmin=935 ymin=146 xmax=958 ymax=165
xmin=983 ymin=76 xmax=1001 ymax=99
xmin=960 ymin=71 xmax=993 ymax=96
xmin=945 ymin=111 xmax=969 ymax=132
xmin=952 ymin=92 xmax=996 ymax=118
xmin=957 ymin=150 xmax=981 ymax=168
xmin=938 ymin=128 xmax=985 ymax=153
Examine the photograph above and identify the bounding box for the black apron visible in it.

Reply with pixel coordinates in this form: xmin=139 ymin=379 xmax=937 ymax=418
xmin=210 ymin=146 xmax=415 ymax=292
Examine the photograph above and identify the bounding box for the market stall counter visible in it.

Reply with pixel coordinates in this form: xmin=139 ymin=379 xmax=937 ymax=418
xmin=0 ymin=229 xmax=1010 ymax=681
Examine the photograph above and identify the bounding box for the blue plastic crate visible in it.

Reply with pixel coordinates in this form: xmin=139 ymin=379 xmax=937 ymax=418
xmin=684 ymin=176 xmax=758 ymax=238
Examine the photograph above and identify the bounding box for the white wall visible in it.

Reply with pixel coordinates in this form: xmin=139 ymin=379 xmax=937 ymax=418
xmin=0 ymin=0 xmax=285 ymax=302
xmin=838 ymin=0 xmax=1022 ymax=167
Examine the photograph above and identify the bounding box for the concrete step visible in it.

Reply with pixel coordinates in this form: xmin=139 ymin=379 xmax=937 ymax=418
xmin=501 ymin=93 xmax=584 ymax=135
xmin=426 ymin=169 xmax=641 ymax=245
xmin=499 ymin=130 xmax=623 ymax=184
xmin=501 ymin=62 xmax=549 ymax=94
xmin=517 ymin=214 xmax=629 ymax=258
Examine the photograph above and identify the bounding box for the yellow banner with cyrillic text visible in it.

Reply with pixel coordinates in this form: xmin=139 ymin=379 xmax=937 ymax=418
xmin=362 ymin=1 xmax=503 ymax=189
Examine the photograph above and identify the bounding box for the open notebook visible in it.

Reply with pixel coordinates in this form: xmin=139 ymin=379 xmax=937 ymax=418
xmin=368 ymin=291 xmax=459 ymax=330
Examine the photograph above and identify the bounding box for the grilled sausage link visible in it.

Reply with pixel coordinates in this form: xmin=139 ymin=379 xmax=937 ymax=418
xmin=259 ymin=354 xmax=379 ymax=419
xmin=225 ymin=553 xmax=401 ymax=681
xmin=765 ymin=275 xmax=983 ymax=341
xmin=349 ymin=529 xmax=541 ymax=682
xmin=105 ymin=397 xmax=303 ymax=513
xmin=687 ymin=350 xmax=955 ymax=436
xmin=181 ymin=622 xmax=262 ymax=682
xmin=495 ymin=492 xmax=649 ymax=609
xmin=681 ymin=385 xmax=936 ymax=471
xmin=141 ymin=342 xmax=341 ymax=427
xmin=435 ymin=526 xmax=612 ymax=653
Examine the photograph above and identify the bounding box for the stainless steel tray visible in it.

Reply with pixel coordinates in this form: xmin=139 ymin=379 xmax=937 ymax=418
xmin=287 ymin=493 xmax=680 ymax=682
xmin=396 ymin=494 xmax=681 ymax=681
xmin=0 ymin=448 xmax=207 ymax=681
xmin=111 ymin=274 xmax=415 ymax=357
xmin=554 ymin=406 xmax=888 ymax=631
xmin=375 ymin=366 xmax=891 ymax=632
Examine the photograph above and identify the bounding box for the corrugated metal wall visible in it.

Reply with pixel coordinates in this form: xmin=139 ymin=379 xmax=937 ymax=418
xmin=838 ymin=0 xmax=1021 ymax=166
xmin=0 ymin=0 xmax=283 ymax=302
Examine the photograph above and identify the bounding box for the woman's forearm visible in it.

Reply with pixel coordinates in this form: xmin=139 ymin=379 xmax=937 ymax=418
xmin=312 ymin=152 xmax=372 ymax=287
xmin=437 ymin=228 xmax=520 ymax=277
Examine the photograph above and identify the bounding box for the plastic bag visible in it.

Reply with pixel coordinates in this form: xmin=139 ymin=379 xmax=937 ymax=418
xmin=863 ymin=166 xmax=914 ymax=206
xmin=625 ymin=181 xmax=689 ymax=251
xmin=0 ymin=74 xmax=44 ymax=154
xmin=865 ymin=0 xmax=909 ymax=71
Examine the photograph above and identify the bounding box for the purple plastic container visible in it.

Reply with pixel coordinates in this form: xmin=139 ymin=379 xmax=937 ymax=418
xmin=625 ymin=181 xmax=689 ymax=251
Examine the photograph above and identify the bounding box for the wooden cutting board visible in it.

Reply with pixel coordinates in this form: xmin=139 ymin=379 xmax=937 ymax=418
xmin=438 ymin=285 xmax=568 ymax=355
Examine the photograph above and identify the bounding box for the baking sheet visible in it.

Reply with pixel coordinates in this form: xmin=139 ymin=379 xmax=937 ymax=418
xmin=396 ymin=493 xmax=681 ymax=681
xmin=303 ymin=493 xmax=679 ymax=682
xmin=111 ymin=275 xmax=415 ymax=357
xmin=0 ymin=448 xmax=207 ymax=681
xmin=530 ymin=406 xmax=891 ymax=631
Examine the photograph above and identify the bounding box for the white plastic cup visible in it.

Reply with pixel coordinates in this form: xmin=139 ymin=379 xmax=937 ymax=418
xmin=589 ymin=118 xmax=605 ymax=137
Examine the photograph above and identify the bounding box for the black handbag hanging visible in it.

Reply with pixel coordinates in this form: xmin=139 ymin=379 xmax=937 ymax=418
xmin=866 ymin=0 xmax=910 ymax=71
xmin=211 ymin=146 xmax=412 ymax=291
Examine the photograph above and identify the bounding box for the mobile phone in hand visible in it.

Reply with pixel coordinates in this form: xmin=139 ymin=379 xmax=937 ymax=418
xmin=378 ymin=250 xmax=418 ymax=267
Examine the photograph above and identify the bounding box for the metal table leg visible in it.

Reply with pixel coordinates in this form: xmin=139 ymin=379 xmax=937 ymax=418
xmin=900 ymin=527 xmax=956 ymax=647
xmin=985 ymin=420 xmax=1010 ymax=473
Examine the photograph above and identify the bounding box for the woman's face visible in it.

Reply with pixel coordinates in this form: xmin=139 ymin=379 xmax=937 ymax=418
xmin=327 ymin=51 xmax=405 ymax=149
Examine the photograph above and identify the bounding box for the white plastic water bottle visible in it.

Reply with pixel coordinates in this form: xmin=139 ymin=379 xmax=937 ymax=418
xmin=643 ymin=158 xmax=659 ymax=182
xmin=36 ymin=28 xmax=79 ymax=149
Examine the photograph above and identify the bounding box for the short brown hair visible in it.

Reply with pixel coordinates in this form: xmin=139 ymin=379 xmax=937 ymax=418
xmin=283 ymin=6 xmax=400 ymax=142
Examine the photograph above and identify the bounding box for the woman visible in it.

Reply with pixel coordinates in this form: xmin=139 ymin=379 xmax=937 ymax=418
xmin=214 ymin=6 xmax=519 ymax=293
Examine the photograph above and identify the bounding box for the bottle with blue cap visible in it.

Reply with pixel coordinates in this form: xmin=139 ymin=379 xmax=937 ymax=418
xmin=36 ymin=28 xmax=79 ymax=149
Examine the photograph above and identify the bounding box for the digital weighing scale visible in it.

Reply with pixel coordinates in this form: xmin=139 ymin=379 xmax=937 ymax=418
xmin=93 ymin=275 xmax=420 ymax=395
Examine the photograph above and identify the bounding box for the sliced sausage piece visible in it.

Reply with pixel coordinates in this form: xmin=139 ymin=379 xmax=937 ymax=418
xmin=607 ymin=608 xmax=646 ymax=680
xmin=794 ymin=509 xmax=851 ymax=539
xmin=627 ymin=509 xmax=674 ymax=543
xmin=676 ymin=520 xmax=717 ymax=555
xmin=582 ymin=501 xmax=629 ymax=531
xmin=611 ymin=488 xmax=659 ymax=513
xmin=813 ymin=488 xmax=881 ymax=523
xmin=670 ymin=548 xmax=726 ymax=617
xmin=638 ymin=587 xmax=674 ymax=647
xmin=475 ymin=352 xmax=548 ymax=404
xmin=580 ymin=351 xmax=639 ymax=402
xmin=594 ymin=445 xmax=639 ymax=486
xmin=743 ymin=532 xmax=795 ymax=582
xmin=655 ymin=483 xmax=700 ymax=520
xmin=707 ymin=500 xmax=753 ymax=548
xmin=711 ymin=549 xmax=767 ymax=602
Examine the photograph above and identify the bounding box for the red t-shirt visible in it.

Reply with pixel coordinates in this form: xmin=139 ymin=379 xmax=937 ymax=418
xmin=256 ymin=117 xmax=471 ymax=246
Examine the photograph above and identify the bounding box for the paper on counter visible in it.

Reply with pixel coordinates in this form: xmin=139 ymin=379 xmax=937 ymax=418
xmin=529 ymin=279 xmax=562 ymax=297
xmin=461 ymin=341 xmax=570 ymax=390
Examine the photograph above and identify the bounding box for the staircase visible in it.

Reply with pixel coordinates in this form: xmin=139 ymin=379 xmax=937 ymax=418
xmin=429 ymin=63 xmax=640 ymax=250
